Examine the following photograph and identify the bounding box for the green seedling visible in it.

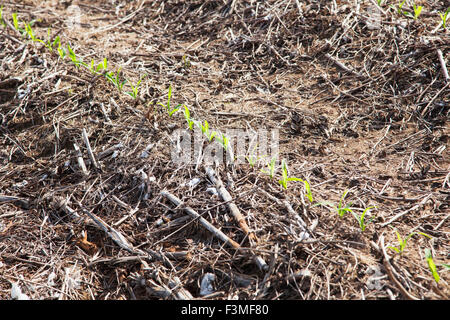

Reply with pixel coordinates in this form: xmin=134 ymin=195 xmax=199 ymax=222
xmin=25 ymin=22 xmax=45 ymax=45
xmin=106 ymin=67 xmax=126 ymax=92
xmin=12 ymin=12 xmax=20 ymax=30
xmin=351 ymin=206 xmax=376 ymax=232
xmin=67 ymin=44 xmax=83 ymax=68
xmin=246 ymin=144 xmax=259 ymax=167
xmin=336 ymin=190 xmax=353 ymax=217
xmin=182 ymin=55 xmax=191 ymax=69
xmin=391 ymin=0 xmax=409 ymax=17
xmin=278 ymin=159 xmax=303 ymax=189
xmin=214 ymin=132 xmax=229 ymax=150
xmin=87 ymin=57 xmax=107 ymax=74
xmin=316 ymin=189 xmax=353 ymax=217
xmin=443 ymin=264 xmax=450 ymax=270
xmin=183 ymin=105 xmax=195 ymax=130
xmin=0 ymin=6 xmax=6 ymax=27
xmin=439 ymin=7 xmax=450 ymax=29
xmin=197 ymin=120 xmax=217 ymax=142
xmin=158 ymin=85 xmax=181 ymax=116
xmin=424 ymin=249 xmax=440 ymax=283
xmin=412 ymin=3 xmax=423 ymax=20
xmin=376 ymin=0 xmax=383 ymax=5
xmin=125 ymin=74 xmax=146 ymax=99
xmin=261 ymin=156 xmax=277 ymax=179
xmin=388 ymin=230 xmax=431 ymax=254
xmin=302 ymin=179 xmax=314 ymax=203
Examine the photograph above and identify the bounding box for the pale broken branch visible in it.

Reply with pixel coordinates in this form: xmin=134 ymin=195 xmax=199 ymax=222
xmin=161 ymin=190 xmax=268 ymax=271
xmin=81 ymin=128 xmax=99 ymax=170
xmin=73 ymin=143 xmax=89 ymax=176
xmin=205 ymin=166 xmax=257 ymax=242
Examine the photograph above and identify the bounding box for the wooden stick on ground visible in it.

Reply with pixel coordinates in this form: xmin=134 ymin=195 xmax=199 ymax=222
xmin=437 ymin=49 xmax=449 ymax=83
xmin=80 ymin=206 xmax=144 ymax=255
xmin=161 ymin=190 xmax=268 ymax=271
xmin=205 ymin=167 xmax=257 ymax=242
xmin=161 ymin=190 xmax=240 ymax=249
xmin=73 ymin=143 xmax=89 ymax=176
xmin=82 ymin=128 xmax=99 ymax=170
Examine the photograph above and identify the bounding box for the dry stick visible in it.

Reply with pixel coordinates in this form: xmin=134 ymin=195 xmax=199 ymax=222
xmin=80 ymin=206 xmax=144 ymax=255
xmin=73 ymin=143 xmax=89 ymax=176
xmin=0 ymin=195 xmax=30 ymax=209
xmin=380 ymin=194 xmax=432 ymax=227
xmin=160 ymin=191 xmax=268 ymax=271
xmin=161 ymin=190 xmax=240 ymax=249
xmin=324 ymin=53 xmax=365 ymax=79
xmin=81 ymin=128 xmax=99 ymax=170
xmin=380 ymin=236 xmax=420 ymax=300
xmin=437 ymin=49 xmax=449 ymax=83
xmin=85 ymin=0 xmax=147 ymax=36
xmin=421 ymin=82 xmax=450 ymax=117
xmin=205 ymin=167 xmax=257 ymax=242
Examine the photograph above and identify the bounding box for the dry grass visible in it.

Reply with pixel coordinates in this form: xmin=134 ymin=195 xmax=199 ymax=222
xmin=0 ymin=0 xmax=448 ymax=300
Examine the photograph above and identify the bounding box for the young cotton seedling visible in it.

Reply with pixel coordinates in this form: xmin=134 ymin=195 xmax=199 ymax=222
xmin=388 ymin=229 xmax=431 ymax=254
xmin=424 ymin=249 xmax=440 ymax=283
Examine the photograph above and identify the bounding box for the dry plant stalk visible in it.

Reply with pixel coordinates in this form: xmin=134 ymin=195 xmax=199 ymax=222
xmin=205 ymin=166 xmax=258 ymax=242
xmin=161 ymin=190 xmax=268 ymax=271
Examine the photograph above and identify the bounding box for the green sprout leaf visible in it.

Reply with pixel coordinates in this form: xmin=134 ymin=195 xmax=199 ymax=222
xmin=425 ymin=249 xmax=440 ymax=283
xmin=413 ymin=3 xmax=423 ymax=20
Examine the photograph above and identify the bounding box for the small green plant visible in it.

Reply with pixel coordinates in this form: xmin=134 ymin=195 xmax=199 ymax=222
xmin=158 ymin=85 xmax=181 ymax=116
xmin=302 ymin=179 xmax=313 ymax=203
xmin=67 ymin=44 xmax=83 ymax=68
xmin=351 ymin=206 xmax=377 ymax=232
xmin=0 ymin=6 xmax=6 ymax=27
xmin=12 ymin=12 xmax=19 ymax=30
xmin=412 ymin=3 xmax=423 ymax=20
xmin=125 ymin=74 xmax=146 ymax=99
xmin=439 ymin=7 xmax=450 ymax=29
xmin=315 ymin=189 xmax=353 ymax=218
xmin=278 ymin=159 xmax=303 ymax=190
xmin=182 ymin=55 xmax=191 ymax=69
xmin=106 ymin=67 xmax=126 ymax=92
xmin=336 ymin=190 xmax=353 ymax=217
xmin=182 ymin=105 xmax=195 ymax=130
xmin=215 ymin=132 xmax=229 ymax=150
xmin=261 ymin=156 xmax=277 ymax=179
xmin=395 ymin=0 xmax=407 ymax=16
xmin=376 ymin=0 xmax=384 ymax=6
xmin=87 ymin=58 xmax=107 ymax=74
xmin=388 ymin=230 xmax=431 ymax=254
xmin=246 ymin=144 xmax=259 ymax=167
xmin=424 ymin=249 xmax=440 ymax=283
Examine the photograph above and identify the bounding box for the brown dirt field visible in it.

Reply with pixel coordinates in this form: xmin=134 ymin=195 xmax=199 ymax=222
xmin=0 ymin=0 xmax=449 ymax=300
